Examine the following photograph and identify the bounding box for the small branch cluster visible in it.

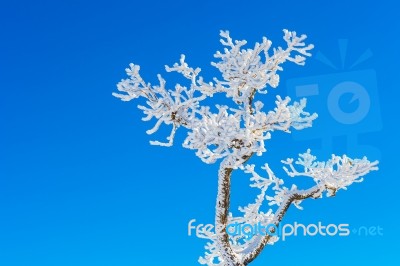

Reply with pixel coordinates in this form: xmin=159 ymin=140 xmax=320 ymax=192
xmin=282 ymin=149 xmax=379 ymax=197
xmin=212 ymin=30 xmax=313 ymax=104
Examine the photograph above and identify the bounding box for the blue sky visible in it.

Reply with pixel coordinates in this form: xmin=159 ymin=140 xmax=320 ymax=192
xmin=0 ymin=1 xmax=399 ymax=265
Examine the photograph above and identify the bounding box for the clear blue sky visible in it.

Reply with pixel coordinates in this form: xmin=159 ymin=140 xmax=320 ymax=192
xmin=0 ymin=1 xmax=398 ymax=265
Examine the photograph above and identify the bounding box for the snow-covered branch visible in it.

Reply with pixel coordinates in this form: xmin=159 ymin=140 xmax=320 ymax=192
xmin=212 ymin=30 xmax=313 ymax=104
xmin=199 ymin=151 xmax=378 ymax=265
xmin=281 ymin=149 xmax=379 ymax=196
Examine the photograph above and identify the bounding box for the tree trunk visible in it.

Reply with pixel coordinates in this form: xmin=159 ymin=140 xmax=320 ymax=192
xmin=215 ymin=158 xmax=244 ymax=266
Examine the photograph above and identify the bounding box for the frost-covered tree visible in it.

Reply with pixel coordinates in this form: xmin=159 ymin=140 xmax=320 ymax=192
xmin=113 ymin=30 xmax=378 ymax=265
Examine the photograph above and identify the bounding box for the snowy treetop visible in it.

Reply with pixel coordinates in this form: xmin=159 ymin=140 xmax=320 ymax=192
xmin=113 ymin=30 xmax=316 ymax=167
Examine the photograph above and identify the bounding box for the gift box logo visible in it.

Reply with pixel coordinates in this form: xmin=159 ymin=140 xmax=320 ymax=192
xmin=286 ymin=40 xmax=382 ymax=158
